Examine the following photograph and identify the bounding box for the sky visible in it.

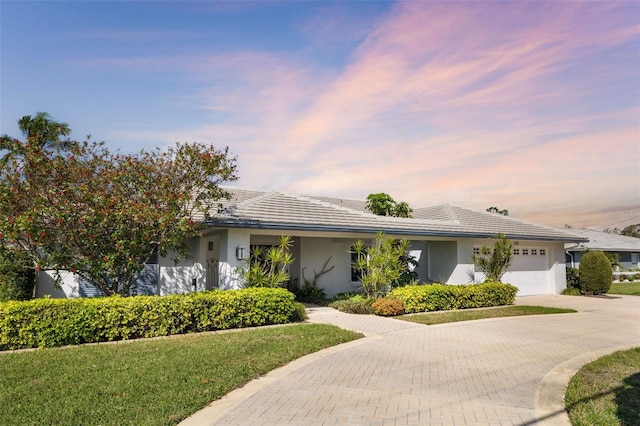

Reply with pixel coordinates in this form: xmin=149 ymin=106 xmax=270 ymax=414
xmin=1 ymin=0 xmax=639 ymax=229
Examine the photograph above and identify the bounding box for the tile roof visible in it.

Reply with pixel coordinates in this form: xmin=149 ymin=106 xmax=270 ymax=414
xmin=208 ymin=187 xmax=586 ymax=242
xmin=565 ymin=229 xmax=640 ymax=251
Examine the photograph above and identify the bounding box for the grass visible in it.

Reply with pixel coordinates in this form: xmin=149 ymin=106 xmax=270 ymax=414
xmin=0 ymin=324 xmax=361 ymax=426
xmin=608 ymin=282 xmax=640 ymax=296
xmin=565 ymin=347 xmax=640 ymax=426
xmin=399 ymin=305 xmax=576 ymax=325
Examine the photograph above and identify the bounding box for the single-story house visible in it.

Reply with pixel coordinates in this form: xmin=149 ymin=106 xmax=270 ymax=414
xmin=37 ymin=187 xmax=587 ymax=298
xmin=565 ymin=229 xmax=640 ymax=272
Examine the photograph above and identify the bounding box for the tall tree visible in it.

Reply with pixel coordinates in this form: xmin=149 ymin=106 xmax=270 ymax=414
xmin=365 ymin=193 xmax=413 ymax=218
xmin=0 ymin=115 xmax=238 ymax=296
xmin=0 ymin=112 xmax=73 ymax=168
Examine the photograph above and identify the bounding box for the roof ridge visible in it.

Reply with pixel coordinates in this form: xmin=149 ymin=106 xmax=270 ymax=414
xmin=224 ymin=190 xmax=275 ymax=215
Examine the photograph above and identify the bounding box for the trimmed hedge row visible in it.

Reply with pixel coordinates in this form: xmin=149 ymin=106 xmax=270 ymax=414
xmin=389 ymin=282 xmax=518 ymax=314
xmin=0 ymin=288 xmax=301 ymax=350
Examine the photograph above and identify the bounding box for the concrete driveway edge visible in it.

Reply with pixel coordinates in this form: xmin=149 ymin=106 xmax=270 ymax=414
xmin=535 ymin=344 xmax=640 ymax=425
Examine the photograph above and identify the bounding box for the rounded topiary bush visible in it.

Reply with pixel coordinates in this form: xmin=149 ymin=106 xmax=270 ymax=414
xmin=579 ymin=251 xmax=612 ymax=295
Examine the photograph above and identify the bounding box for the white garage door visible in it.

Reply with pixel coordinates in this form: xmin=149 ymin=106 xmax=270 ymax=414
xmin=506 ymin=247 xmax=550 ymax=296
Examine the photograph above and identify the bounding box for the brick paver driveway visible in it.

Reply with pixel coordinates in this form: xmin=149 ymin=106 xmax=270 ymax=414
xmin=182 ymin=295 xmax=640 ymax=426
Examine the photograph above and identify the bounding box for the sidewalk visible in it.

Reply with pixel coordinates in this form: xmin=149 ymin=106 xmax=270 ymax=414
xmin=181 ymin=295 xmax=640 ymax=425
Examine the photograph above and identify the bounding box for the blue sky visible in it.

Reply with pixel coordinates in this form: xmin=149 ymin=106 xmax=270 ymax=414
xmin=1 ymin=1 xmax=639 ymax=228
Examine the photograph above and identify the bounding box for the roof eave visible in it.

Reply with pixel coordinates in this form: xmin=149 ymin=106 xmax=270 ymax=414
xmin=208 ymin=219 xmax=586 ymax=243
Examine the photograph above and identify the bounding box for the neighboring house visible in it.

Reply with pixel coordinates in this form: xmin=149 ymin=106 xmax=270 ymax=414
xmin=565 ymin=229 xmax=640 ymax=271
xmin=38 ymin=187 xmax=586 ymax=298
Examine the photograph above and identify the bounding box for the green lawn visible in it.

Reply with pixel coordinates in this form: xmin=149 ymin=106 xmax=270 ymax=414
xmin=0 ymin=324 xmax=361 ymax=426
xmin=565 ymin=347 xmax=640 ymax=426
xmin=608 ymin=282 xmax=640 ymax=296
xmin=399 ymin=305 xmax=576 ymax=325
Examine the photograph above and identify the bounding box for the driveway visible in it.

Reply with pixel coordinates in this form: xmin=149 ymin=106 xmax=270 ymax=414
xmin=182 ymin=295 xmax=640 ymax=425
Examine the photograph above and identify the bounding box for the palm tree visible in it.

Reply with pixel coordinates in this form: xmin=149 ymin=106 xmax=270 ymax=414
xmin=0 ymin=112 xmax=73 ymax=168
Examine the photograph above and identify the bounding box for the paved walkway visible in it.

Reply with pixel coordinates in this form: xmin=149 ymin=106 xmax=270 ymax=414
xmin=182 ymin=295 xmax=640 ymax=426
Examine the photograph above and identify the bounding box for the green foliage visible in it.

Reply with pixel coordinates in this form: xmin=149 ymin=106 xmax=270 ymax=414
xmin=0 ymin=324 xmax=361 ymax=426
xmin=566 ymin=267 xmax=580 ymax=289
xmin=365 ymin=193 xmax=413 ymax=218
xmin=620 ymin=224 xmax=640 ymax=238
xmin=0 ymin=112 xmax=73 ymax=169
xmin=328 ymin=295 xmax=374 ymax=314
xmin=332 ymin=291 xmax=362 ymax=301
xmin=389 ymin=282 xmax=518 ymax=314
xmin=371 ymin=298 xmax=405 ymax=316
xmin=565 ymin=347 xmax=640 ymax=426
xmin=603 ymin=252 xmax=621 ymax=269
xmin=351 ymin=232 xmax=413 ymax=298
xmin=579 ymin=251 xmax=612 ymax=295
xmin=402 ymin=305 xmax=575 ymax=325
xmin=241 ymin=236 xmax=294 ymax=287
xmin=0 ymin=249 xmax=35 ymax=301
xmin=562 ymin=287 xmax=582 ymax=296
xmin=486 ymin=206 xmax=509 ymax=216
xmin=471 ymin=233 xmax=513 ymax=283
xmin=294 ymin=282 xmax=328 ymax=305
xmin=0 ymin=113 xmax=238 ymax=296
xmin=0 ymin=288 xmax=299 ymax=350
xmin=290 ymin=302 xmax=309 ymax=321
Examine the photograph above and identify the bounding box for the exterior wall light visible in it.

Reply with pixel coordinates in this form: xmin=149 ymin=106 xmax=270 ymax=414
xmin=236 ymin=246 xmax=245 ymax=260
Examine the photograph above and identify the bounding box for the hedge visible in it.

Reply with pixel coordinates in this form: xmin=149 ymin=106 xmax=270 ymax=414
xmin=0 ymin=288 xmax=300 ymax=350
xmin=389 ymin=282 xmax=518 ymax=314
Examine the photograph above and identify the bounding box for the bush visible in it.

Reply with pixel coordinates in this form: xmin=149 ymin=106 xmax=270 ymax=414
xmin=371 ymin=298 xmax=405 ymax=316
xmin=294 ymin=284 xmax=327 ymax=305
xmin=332 ymin=292 xmax=361 ymax=301
xmin=562 ymin=287 xmax=582 ymax=296
xmin=328 ymin=296 xmax=373 ymax=314
xmin=290 ymin=302 xmax=308 ymax=321
xmin=579 ymin=251 xmax=612 ymax=295
xmin=0 ymin=250 xmax=35 ymax=302
xmin=389 ymin=282 xmax=518 ymax=314
xmin=566 ymin=267 xmax=580 ymax=289
xmin=0 ymin=288 xmax=300 ymax=350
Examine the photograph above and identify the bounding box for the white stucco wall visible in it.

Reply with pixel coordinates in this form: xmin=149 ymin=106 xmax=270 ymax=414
xmin=36 ymin=270 xmax=82 ymax=298
xmin=458 ymin=238 xmax=567 ymax=296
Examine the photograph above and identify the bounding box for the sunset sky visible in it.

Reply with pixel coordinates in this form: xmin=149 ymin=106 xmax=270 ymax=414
xmin=1 ymin=1 xmax=638 ymax=229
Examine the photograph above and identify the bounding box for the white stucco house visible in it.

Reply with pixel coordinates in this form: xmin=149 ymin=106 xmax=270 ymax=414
xmin=37 ymin=187 xmax=587 ymax=298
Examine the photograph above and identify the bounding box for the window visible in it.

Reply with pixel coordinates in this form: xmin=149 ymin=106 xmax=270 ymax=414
xmin=539 ymin=249 xmax=546 ymax=256
xmin=473 ymin=247 xmax=481 ymax=255
xmin=513 ymin=248 xmax=520 ymax=255
xmin=531 ymin=249 xmax=538 ymax=256
xmin=522 ymin=249 xmax=529 ymax=255
xmin=350 ymin=247 xmax=369 ymax=282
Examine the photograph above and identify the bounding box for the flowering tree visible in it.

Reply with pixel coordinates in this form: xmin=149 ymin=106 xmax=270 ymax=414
xmin=0 ymin=115 xmax=237 ymax=296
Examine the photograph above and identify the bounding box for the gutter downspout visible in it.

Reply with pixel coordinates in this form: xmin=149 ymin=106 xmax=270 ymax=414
xmin=566 ymin=251 xmax=575 ymax=269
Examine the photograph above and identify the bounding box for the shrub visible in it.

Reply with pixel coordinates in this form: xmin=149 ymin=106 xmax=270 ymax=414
xmin=294 ymin=283 xmax=327 ymax=305
xmin=389 ymin=282 xmax=518 ymax=314
xmin=579 ymin=251 xmax=612 ymax=295
xmin=332 ymin=292 xmax=361 ymax=301
xmin=328 ymin=296 xmax=373 ymax=314
xmin=565 ymin=267 xmax=580 ymax=289
xmin=562 ymin=287 xmax=582 ymax=296
xmin=635 ymin=273 xmax=640 ymax=281
xmin=290 ymin=302 xmax=308 ymax=321
xmin=0 ymin=288 xmax=300 ymax=350
xmin=371 ymin=298 xmax=405 ymax=316
xmin=471 ymin=233 xmax=513 ymax=283
xmin=0 ymin=250 xmax=35 ymax=302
